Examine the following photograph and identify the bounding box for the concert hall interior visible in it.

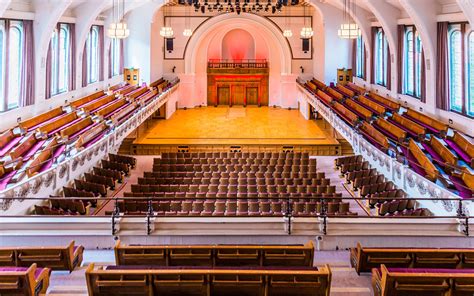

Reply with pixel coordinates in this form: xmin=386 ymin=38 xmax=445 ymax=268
xmin=0 ymin=0 xmax=473 ymax=295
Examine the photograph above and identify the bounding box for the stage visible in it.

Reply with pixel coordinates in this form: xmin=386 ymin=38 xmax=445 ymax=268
xmin=129 ymin=106 xmax=345 ymax=155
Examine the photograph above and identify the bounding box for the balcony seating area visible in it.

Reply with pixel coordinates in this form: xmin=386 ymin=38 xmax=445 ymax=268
xmin=0 ymin=264 xmax=51 ymax=296
xmin=299 ymin=78 xmax=474 ymax=199
xmin=0 ymin=78 xmax=175 ymax=192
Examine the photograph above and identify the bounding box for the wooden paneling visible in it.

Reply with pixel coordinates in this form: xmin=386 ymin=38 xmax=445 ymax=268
xmin=232 ymin=85 xmax=245 ymax=105
xmin=246 ymin=87 xmax=259 ymax=105
xmin=217 ymin=87 xmax=230 ymax=105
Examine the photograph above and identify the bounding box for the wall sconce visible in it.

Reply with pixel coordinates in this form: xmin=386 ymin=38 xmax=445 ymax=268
xmin=172 ymin=66 xmax=176 ymax=73
xmin=300 ymin=66 xmax=304 ymax=74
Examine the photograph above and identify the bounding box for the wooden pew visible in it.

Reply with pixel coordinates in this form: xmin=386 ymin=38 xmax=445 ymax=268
xmin=0 ymin=129 xmax=21 ymax=158
xmin=425 ymin=136 xmax=458 ymax=168
xmin=326 ymin=87 xmax=345 ymax=101
xmin=367 ymin=91 xmax=400 ymax=112
xmin=345 ymin=99 xmax=373 ymax=121
xmin=38 ymin=112 xmax=80 ymax=136
xmin=110 ymin=102 xmax=138 ymax=125
xmin=150 ymin=77 xmax=165 ymax=89
xmin=336 ymin=83 xmax=356 ymax=98
xmin=462 ymin=172 xmax=474 ymax=191
xmin=80 ymin=95 xmax=116 ymax=114
xmin=18 ymin=107 xmax=66 ymax=132
xmin=403 ymin=108 xmax=449 ymax=136
xmin=116 ymin=84 xmax=138 ymax=96
xmin=86 ymin=263 xmax=331 ymax=296
xmin=311 ymin=78 xmax=327 ymax=90
xmin=305 ymin=81 xmax=317 ymax=92
xmin=126 ymin=85 xmax=151 ymax=101
xmin=374 ymin=118 xmax=406 ymax=142
xmin=69 ymin=91 xmax=106 ymax=109
xmin=0 ymin=241 xmax=84 ymax=272
xmin=359 ymin=122 xmax=389 ymax=150
xmin=9 ymin=134 xmax=43 ymax=161
xmin=25 ymin=138 xmax=56 ymax=177
xmin=76 ymin=122 xmax=108 ymax=149
xmin=109 ymin=83 xmax=127 ymax=92
xmin=0 ymin=263 xmax=51 ymax=296
xmin=333 ymin=102 xmax=359 ymax=126
xmin=96 ymin=98 xmax=128 ymax=119
xmin=347 ymin=82 xmax=366 ymax=94
xmin=446 ymin=131 xmax=474 ymax=167
xmin=372 ymin=264 xmax=474 ymax=296
xmin=390 ymin=113 xmax=426 ymax=138
xmin=316 ymin=90 xmax=334 ymax=106
xmin=156 ymin=80 xmax=170 ymax=92
xmin=60 ymin=117 xmax=95 ymax=140
xmin=114 ymin=240 xmax=314 ymax=267
xmin=408 ymin=139 xmax=439 ymax=181
xmin=350 ymin=242 xmax=474 ymax=274
xmin=357 ymin=96 xmax=386 ymax=116
xmin=136 ymin=89 xmax=158 ymax=106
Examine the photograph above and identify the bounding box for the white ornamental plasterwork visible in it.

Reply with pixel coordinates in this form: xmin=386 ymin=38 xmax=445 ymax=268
xmin=441 ymin=199 xmax=454 ymax=212
xmin=43 ymin=171 xmax=55 ymax=188
xmin=406 ymin=172 xmax=416 ymax=188
xmin=30 ymin=178 xmax=43 ymax=195
xmin=416 ymin=180 xmax=428 ymax=195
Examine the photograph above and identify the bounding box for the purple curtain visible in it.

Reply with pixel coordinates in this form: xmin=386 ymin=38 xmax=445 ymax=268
xmin=370 ymin=27 xmax=377 ymax=84
xmin=119 ymin=39 xmax=124 ymax=74
xmin=351 ymin=39 xmax=356 ymax=74
xmin=386 ymin=45 xmax=392 ymax=91
xmin=3 ymin=20 xmax=10 ymax=109
xmin=363 ymin=44 xmax=367 ymax=80
xmin=436 ymin=22 xmax=449 ymax=110
xmin=108 ymin=40 xmax=112 ymax=79
xmin=397 ymin=25 xmax=404 ymax=94
xmin=69 ymin=23 xmax=76 ymax=91
xmin=82 ymin=43 xmax=88 ymax=87
xmin=45 ymin=42 xmax=52 ymax=99
xmin=98 ymin=26 xmax=104 ymax=81
xmin=420 ymin=48 xmax=426 ymax=103
xmin=19 ymin=20 xmax=35 ymax=106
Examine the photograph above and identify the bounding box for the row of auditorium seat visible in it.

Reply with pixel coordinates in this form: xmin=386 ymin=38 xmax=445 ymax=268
xmin=159 ymin=151 xmax=312 ymax=159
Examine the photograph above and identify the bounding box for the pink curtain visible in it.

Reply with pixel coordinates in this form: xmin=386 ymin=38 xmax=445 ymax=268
xmin=386 ymin=45 xmax=392 ymax=91
xmin=45 ymin=42 xmax=52 ymax=99
xmin=363 ymin=44 xmax=367 ymax=80
xmin=3 ymin=20 xmax=10 ymax=109
xmin=69 ymin=23 xmax=76 ymax=91
xmin=370 ymin=27 xmax=377 ymax=84
xmin=397 ymin=25 xmax=404 ymax=94
xmin=351 ymin=39 xmax=356 ymax=74
xmin=19 ymin=20 xmax=35 ymax=106
xmin=119 ymin=39 xmax=124 ymax=74
xmin=420 ymin=48 xmax=426 ymax=103
xmin=436 ymin=22 xmax=449 ymax=110
xmin=98 ymin=26 xmax=104 ymax=81
xmin=82 ymin=43 xmax=88 ymax=87
xmin=108 ymin=41 xmax=112 ymax=79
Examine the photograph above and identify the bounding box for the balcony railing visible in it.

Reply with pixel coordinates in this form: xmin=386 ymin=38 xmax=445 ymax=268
xmin=207 ymin=59 xmax=268 ymax=69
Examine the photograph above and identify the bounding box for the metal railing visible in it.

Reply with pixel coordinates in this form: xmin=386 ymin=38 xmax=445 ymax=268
xmin=207 ymin=59 xmax=268 ymax=69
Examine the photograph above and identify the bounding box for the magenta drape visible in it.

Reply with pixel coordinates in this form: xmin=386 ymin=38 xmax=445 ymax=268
xmin=397 ymin=25 xmax=404 ymax=94
xmin=420 ymin=48 xmax=426 ymax=103
xmin=69 ymin=23 xmax=76 ymax=91
xmin=386 ymin=45 xmax=392 ymax=91
xmin=3 ymin=20 xmax=10 ymax=109
xmin=119 ymin=39 xmax=124 ymax=74
xmin=19 ymin=20 xmax=35 ymax=106
xmin=108 ymin=41 xmax=112 ymax=79
xmin=82 ymin=43 xmax=88 ymax=87
xmin=370 ymin=27 xmax=377 ymax=84
xmin=436 ymin=22 xmax=449 ymax=110
xmin=352 ymin=39 xmax=356 ymax=74
xmin=98 ymin=26 xmax=104 ymax=81
xmin=45 ymin=42 xmax=52 ymax=99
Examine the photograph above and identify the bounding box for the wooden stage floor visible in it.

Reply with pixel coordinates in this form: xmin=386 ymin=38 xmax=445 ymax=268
xmin=134 ymin=106 xmax=339 ymax=146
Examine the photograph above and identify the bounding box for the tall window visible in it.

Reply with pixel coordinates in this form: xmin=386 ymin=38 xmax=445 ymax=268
xmin=356 ymin=35 xmax=364 ymax=78
xmin=375 ymin=28 xmax=388 ymax=86
xmin=403 ymin=26 xmax=423 ymax=98
xmin=86 ymin=25 xmax=99 ymax=84
xmin=468 ymin=32 xmax=474 ymax=116
xmin=0 ymin=21 xmax=4 ymax=108
xmin=8 ymin=22 xmax=23 ymax=110
xmin=448 ymin=25 xmax=463 ymax=113
xmin=50 ymin=23 xmax=70 ymax=96
xmin=111 ymin=38 xmax=120 ymax=77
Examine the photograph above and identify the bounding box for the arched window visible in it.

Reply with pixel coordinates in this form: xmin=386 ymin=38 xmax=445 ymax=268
xmin=356 ymin=36 xmax=364 ymax=78
xmin=403 ymin=26 xmax=423 ymax=98
xmin=375 ymin=28 xmax=388 ymax=86
xmin=111 ymin=38 xmax=120 ymax=77
xmin=87 ymin=26 xmax=100 ymax=84
xmin=0 ymin=21 xmax=5 ymax=107
xmin=448 ymin=27 xmax=463 ymax=113
xmin=468 ymin=32 xmax=474 ymax=117
xmin=404 ymin=28 xmax=414 ymax=95
xmin=8 ymin=21 xmax=23 ymax=110
xmin=50 ymin=24 xmax=70 ymax=96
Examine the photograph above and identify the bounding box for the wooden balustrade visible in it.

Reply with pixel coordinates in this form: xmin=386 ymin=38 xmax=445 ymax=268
xmin=391 ymin=113 xmax=426 ymax=137
xmin=368 ymin=91 xmax=400 ymax=111
xmin=336 ymin=84 xmax=355 ymax=98
xmin=358 ymin=96 xmax=386 ymax=115
xmin=345 ymin=99 xmax=373 ymax=120
xmin=375 ymin=118 xmax=406 ymax=142
xmin=69 ymin=91 xmax=106 ymax=109
xmin=408 ymin=139 xmax=439 ymax=181
xmin=404 ymin=109 xmax=449 ymax=135
xmin=80 ymin=95 xmax=116 ymax=114
xmin=18 ymin=107 xmax=65 ymax=131
xmin=360 ymin=122 xmax=389 ymax=149
xmin=38 ymin=112 xmax=78 ymax=135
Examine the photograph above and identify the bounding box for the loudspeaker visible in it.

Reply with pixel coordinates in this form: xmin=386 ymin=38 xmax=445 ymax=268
xmin=302 ymin=38 xmax=310 ymax=53
xmin=166 ymin=38 xmax=174 ymax=52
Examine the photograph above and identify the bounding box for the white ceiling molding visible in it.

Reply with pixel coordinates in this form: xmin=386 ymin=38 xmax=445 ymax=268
xmin=0 ymin=0 xmax=13 ymax=17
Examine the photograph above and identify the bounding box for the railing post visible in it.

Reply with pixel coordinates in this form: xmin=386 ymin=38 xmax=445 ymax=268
xmin=321 ymin=198 xmax=327 ymax=235
xmin=285 ymin=196 xmax=292 ymax=235
xmin=111 ymin=198 xmax=120 ymax=236
xmin=146 ymin=199 xmax=153 ymax=235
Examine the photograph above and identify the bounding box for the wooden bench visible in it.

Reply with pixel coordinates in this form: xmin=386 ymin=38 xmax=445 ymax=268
xmin=407 ymin=139 xmax=439 ymax=181
xmin=76 ymin=122 xmax=108 ymax=149
xmin=150 ymin=77 xmax=165 ymax=89
xmin=311 ymin=78 xmax=327 ymax=90
xmin=80 ymin=95 xmax=116 ymax=114
xmin=9 ymin=134 xmax=44 ymax=162
xmin=359 ymin=122 xmax=389 ymax=150
xmin=345 ymin=99 xmax=373 ymax=121
xmin=336 ymin=84 xmax=355 ymax=98
xmin=367 ymin=91 xmax=400 ymax=112
xmin=0 ymin=241 xmax=84 ymax=272
xmin=109 ymin=102 xmax=138 ymax=125
xmin=315 ymin=90 xmax=334 ymax=106
xmin=346 ymin=82 xmax=366 ymax=94
xmin=25 ymin=137 xmax=57 ymax=177
xmin=350 ymin=242 xmax=474 ymax=274
xmin=126 ymin=85 xmax=150 ymax=101
xmin=38 ymin=112 xmax=80 ymax=136
xmin=389 ymin=113 xmax=426 ymax=139
xmin=96 ymin=98 xmax=128 ymax=119
xmin=156 ymin=80 xmax=170 ymax=93
xmin=0 ymin=264 xmax=51 ymax=296
xmin=18 ymin=107 xmax=66 ymax=132
xmin=374 ymin=118 xmax=406 ymax=143
xmin=423 ymin=136 xmax=458 ymax=168
xmin=116 ymin=84 xmax=138 ymax=96
xmin=326 ymin=87 xmax=345 ymax=100
xmin=333 ymin=102 xmax=359 ymax=126
xmin=372 ymin=264 xmax=474 ymax=296
xmin=136 ymin=89 xmax=158 ymax=105
xmin=60 ymin=117 xmax=95 ymax=140
xmin=462 ymin=172 xmax=474 ymax=190
xmin=109 ymin=83 xmax=127 ymax=92
xmin=115 ymin=240 xmax=314 ymax=267
xmin=86 ymin=263 xmax=331 ymax=296
xmin=357 ymin=96 xmax=386 ymax=116
xmin=403 ymin=108 xmax=449 ymax=137
xmin=446 ymin=131 xmax=474 ymax=168
xmin=0 ymin=129 xmax=21 ymax=158
xmin=69 ymin=91 xmax=106 ymax=109
xmin=305 ymin=81 xmax=317 ymax=92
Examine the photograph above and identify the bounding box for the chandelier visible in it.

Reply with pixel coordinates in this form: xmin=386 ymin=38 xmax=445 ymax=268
xmin=283 ymin=29 xmax=293 ymax=38
xmin=300 ymin=4 xmax=313 ymax=38
xmin=338 ymin=0 xmax=360 ymax=39
xmin=183 ymin=29 xmax=193 ymax=36
xmin=161 ymin=0 xmax=174 ymax=38
xmin=108 ymin=0 xmax=130 ymax=39
xmin=183 ymin=5 xmax=193 ymax=37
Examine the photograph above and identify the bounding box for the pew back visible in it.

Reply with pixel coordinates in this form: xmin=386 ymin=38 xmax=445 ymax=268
xmin=18 ymin=107 xmax=64 ymax=131
xmin=429 ymin=136 xmax=458 ymax=167
xmin=81 ymin=95 xmax=116 ymax=114
xmin=405 ymin=109 xmax=449 ymax=134
xmin=0 ymin=264 xmax=50 ymax=296
xmin=375 ymin=118 xmax=406 ymax=141
xmin=346 ymin=99 xmax=373 ymax=120
xmin=316 ymin=90 xmax=334 ymax=105
xmin=38 ymin=112 xmax=78 ymax=135
xmin=333 ymin=102 xmax=359 ymax=126
xmin=70 ymin=91 xmax=105 ymax=109
xmin=409 ymin=139 xmax=439 ymax=181
xmin=392 ymin=113 xmax=426 ymax=137
xmin=452 ymin=132 xmax=474 ymax=159
xmin=26 ymin=138 xmax=57 ymax=177
xmin=360 ymin=122 xmax=389 ymax=149
xmin=60 ymin=117 xmax=94 ymax=138
xmin=368 ymin=91 xmax=400 ymax=111
xmin=311 ymin=78 xmax=327 ymax=90
xmin=359 ymin=96 xmax=386 ymax=115
xmin=327 ymin=88 xmax=345 ymax=100
xmin=336 ymin=84 xmax=355 ymax=97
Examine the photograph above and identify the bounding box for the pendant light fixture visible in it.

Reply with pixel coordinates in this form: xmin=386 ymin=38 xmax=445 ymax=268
xmin=108 ymin=0 xmax=130 ymax=39
xmin=300 ymin=4 xmax=313 ymax=38
xmin=160 ymin=0 xmax=174 ymax=38
xmin=182 ymin=5 xmax=193 ymax=37
xmin=282 ymin=4 xmax=292 ymax=38
xmin=337 ymin=0 xmax=360 ymax=39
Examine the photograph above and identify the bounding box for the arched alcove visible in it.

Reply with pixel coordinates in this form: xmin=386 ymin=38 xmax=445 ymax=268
xmin=221 ymin=29 xmax=256 ymax=60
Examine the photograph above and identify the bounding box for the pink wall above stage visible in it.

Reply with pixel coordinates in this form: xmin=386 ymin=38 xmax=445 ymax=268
xmin=221 ymin=29 xmax=256 ymax=60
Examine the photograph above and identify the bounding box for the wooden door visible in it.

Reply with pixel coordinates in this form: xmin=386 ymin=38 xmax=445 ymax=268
xmin=217 ymin=87 xmax=230 ymax=106
xmin=232 ymin=85 xmax=245 ymax=106
xmin=246 ymin=87 xmax=259 ymax=105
